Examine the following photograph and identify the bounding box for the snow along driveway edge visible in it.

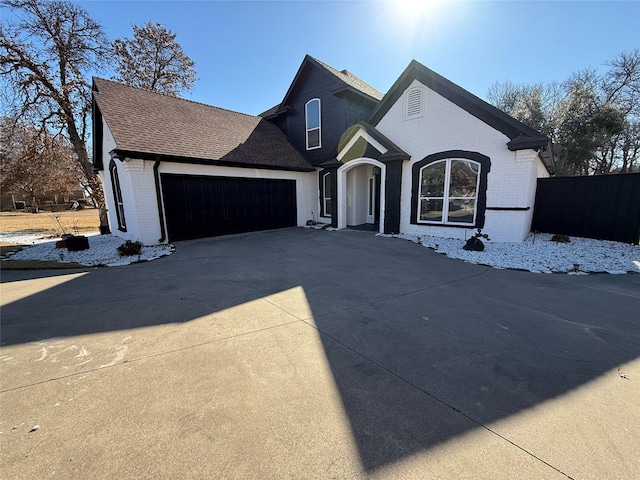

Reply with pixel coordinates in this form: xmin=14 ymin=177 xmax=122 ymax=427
xmin=2 ymin=233 xmax=174 ymax=267
xmin=380 ymin=232 xmax=640 ymax=275
xmin=3 ymin=230 xmax=640 ymax=273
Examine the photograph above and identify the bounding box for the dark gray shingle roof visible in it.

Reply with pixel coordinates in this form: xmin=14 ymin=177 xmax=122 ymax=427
xmin=93 ymin=78 xmax=313 ymax=171
xmin=311 ymin=57 xmax=384 ymax=101
xmin=260 ymin=55 xmax=383 ymax=118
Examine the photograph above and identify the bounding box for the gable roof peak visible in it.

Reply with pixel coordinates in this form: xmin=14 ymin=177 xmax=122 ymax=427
xmin=368 ymin=60 xmax=556 ymax=174
xmin=262 ymin=55 xmax=384 ymax=119
xmin=370 ymin=60 xmax=544 ymax=138
xmin=307 ymin=55 xmax=383 ymax=101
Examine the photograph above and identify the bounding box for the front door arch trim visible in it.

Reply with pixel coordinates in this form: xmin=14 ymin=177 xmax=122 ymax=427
xmin=337 ymin=157 xmax=386 ymax=233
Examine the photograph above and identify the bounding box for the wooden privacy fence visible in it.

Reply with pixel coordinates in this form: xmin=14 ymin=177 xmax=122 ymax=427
xmin=532 ymin=173 xmax=640 ymax=245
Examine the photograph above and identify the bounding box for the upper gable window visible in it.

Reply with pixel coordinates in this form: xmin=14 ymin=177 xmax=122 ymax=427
xmin=305 ymin=98 xmax=321 ymax=150
xmin=404 ymin=86 xmax=424 ymax=119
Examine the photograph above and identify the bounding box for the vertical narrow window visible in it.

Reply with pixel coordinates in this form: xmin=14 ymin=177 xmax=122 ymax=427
xmin=368 ymin=177 xmax=374 ymax=216
xmin=418 ymin=159 xmax=479 ymax=225
xmin=109 ymin=159 xmax=127 ymax=231
xmin=322 ymin=172 xmax=332 ymax=216
xmin=305 ymin=98 xmax=321 ymax=149
xmin=405 ymin=86 xmax=423 ymax=119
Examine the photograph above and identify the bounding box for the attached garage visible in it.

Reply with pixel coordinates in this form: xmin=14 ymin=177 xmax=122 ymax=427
xmin=161 ymin=174 xmax=297 ymax=241
xmin=93 ymin=78 xmax=314 ymax=245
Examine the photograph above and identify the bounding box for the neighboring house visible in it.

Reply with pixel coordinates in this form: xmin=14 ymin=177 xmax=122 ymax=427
xmin=93 ymin=56 xmax=554 ymax=245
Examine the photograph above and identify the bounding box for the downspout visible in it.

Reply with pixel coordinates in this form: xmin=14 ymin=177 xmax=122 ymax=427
xmin=153 ymin=159 xmax=167 ymax=243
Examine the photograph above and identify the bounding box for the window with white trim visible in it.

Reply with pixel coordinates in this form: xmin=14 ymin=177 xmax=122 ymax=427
xmin=305 ymin=98 xmax=321 ymax=149
xmin=109 ymin=159 xmax=127 ymax=231
xmin=405 ymin=86 xmax=424 ymax=119
xmin=418 ymin=159 xmax=480 ymax=225
xmin=322 ymin=172 xmax=331 ymax=216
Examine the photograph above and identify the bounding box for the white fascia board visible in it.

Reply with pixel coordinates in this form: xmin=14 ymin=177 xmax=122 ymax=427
xmin=337 ymin=129 xmax=388 ymax=162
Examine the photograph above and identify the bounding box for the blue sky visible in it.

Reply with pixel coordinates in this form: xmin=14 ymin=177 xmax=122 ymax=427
xmin=6 ymin=1 xmax=640 ymax=115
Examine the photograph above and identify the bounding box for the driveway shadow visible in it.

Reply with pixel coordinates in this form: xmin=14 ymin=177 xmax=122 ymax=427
xmin=2 ymin=228 xmax=639 ymax=472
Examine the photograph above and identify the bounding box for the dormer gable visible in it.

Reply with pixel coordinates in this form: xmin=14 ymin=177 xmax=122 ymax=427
xmin=369 ymin=60 xmax=556 ymax=174
xmin=260 ymin=55 xmax=383 ymax=167
xmin=261 ymin=55 xmax=383 ymax=120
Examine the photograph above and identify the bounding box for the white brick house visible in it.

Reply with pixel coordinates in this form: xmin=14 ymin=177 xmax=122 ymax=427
xmin=323 ymin=61 xmax=555 ymax=242
xmin=92 ymin=58 xmax=554 ymax=245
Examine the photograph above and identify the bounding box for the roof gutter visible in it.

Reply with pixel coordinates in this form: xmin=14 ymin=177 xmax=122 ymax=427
xmin=110 ymin=149 xmax=315 ymax=172
xmin=154 ymin=158 xmax=167 ymax=243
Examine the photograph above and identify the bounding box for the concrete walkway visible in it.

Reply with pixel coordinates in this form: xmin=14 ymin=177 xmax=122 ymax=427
xmin=1 ymin=228 xmax=639 ymax=479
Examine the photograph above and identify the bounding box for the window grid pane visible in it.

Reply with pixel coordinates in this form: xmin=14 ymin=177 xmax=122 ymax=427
xmin=306 ymin=100 xmax=320 ymax=129
xmin=449 ymin=160 xmax=478 ymax=197
xmin=420 ymin=198 xmax=443 ymax=222
xmin=307 ymin=128 xmax=320 ymax=148
xmin=323 ymin=173 xmax=331 ymax=196
xmin=420 ymin=161 xmax=445 ymax=196
xmin=447 ymin=199 xmax=475 ymax=224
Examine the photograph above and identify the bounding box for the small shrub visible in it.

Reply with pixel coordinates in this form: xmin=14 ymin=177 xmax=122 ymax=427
xmin=118 ymin=240 xmax=143 ymax=257
xmin=472 ymin=229 xmax=490 ymax=241
xmin=463 ymin=229 xmax=490 ymax=251
xmin=550 ymin=234 xmax=571 ymax=243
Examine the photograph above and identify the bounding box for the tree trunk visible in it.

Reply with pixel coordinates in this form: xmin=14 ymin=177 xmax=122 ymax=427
xmin=62 ymin=107 xmax=107 ymax=228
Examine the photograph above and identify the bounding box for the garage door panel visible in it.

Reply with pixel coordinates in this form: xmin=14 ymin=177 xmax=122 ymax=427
xmin=161 ymin=175 xmax=297 ymax=241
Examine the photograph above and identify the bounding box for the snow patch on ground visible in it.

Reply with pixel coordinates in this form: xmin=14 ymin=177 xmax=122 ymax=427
xmin=4 ymin=230 xmax=639 ymax=274
xmin=0 ymin=232 xmax=51 ymax=245
xmin=3 ymin=233 xmax=174 ymax=267
xmin=382 ymin=232 xmax=640 ymax=274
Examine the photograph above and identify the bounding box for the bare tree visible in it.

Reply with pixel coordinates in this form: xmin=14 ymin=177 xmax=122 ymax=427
xmin=0 ymin=0 xmax=111 ymax=205
xmin=113 ymin=21 xmax=196 ymax=96
xmin=0 ymin=117 xmax=84 ymax=209
xmin=487 ymin=50 xmax=640 ymax=175
xmin=487 ymin=80 xmax=562 ymax=137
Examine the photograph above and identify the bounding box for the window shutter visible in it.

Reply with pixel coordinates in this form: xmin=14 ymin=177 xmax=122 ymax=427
xmin=406 ymin=88 xmax=422 ymax=117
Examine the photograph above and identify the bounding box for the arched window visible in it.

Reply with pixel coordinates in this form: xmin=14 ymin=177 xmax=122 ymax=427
xmin=418 ymin=159 xmax=480 ymax=225
xmin=305 ymin=98 xmax=321 ymax=149
xmin=411 ymin=151 xmax=491 ymax=228
xmin=109 ymin=159 xmax=127 ymax=231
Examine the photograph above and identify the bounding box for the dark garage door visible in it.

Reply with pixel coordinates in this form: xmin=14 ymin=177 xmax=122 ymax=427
xmin=161 ymin=174 xmax=297 ymax=241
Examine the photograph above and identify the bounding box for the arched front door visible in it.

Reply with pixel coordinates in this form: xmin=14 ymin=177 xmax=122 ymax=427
xmin=337 ymin=158 xmax=386 ymax=233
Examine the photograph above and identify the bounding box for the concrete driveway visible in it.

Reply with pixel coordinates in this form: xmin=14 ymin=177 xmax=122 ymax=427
xmin=1 ymin=228 xmax=639 ymax=479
